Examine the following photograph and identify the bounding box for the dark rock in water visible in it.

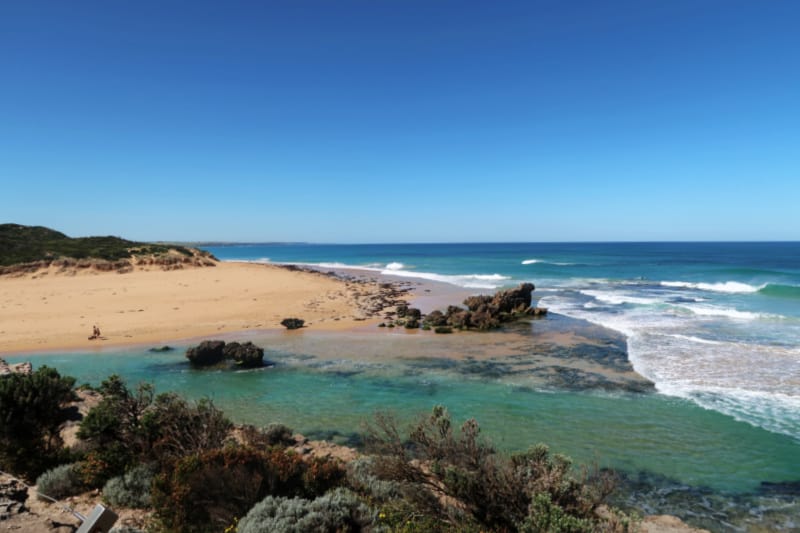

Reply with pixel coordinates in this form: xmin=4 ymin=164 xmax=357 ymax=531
xmin=396 ymin=304 xmax=409 ymax=318
xmin=149 ymin=346 xmax=174 ymax=353
xmin=281 ymin=318 xmax=305 ymax=330
xmin=427 ymin=283 xmax=543 ymax=332
xmin=423 ymin=310 xmax=447 ymax=327
xmin=186 ymin=340 xmax=266 ymax=369
xmin=759 ymin=480 xmax=800 ymax=496
xmin=434 ymin=326 xmax=453 ymax=334
xmin=222 ymin=341 xmax=264 ymax=368
xmin=405 ymin=307 xmax=422 ymax=320
xmin=185 ymin=340 xmax=226 ymax=366
xmin=404 ymin=318 xmax=420 ymax=329
xmin=469 ymin=309 xmax=501 ymax=331
xmin=446 ymin=310 xmax=472 ymax=329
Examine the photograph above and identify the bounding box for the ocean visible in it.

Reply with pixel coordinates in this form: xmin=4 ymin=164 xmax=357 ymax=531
xmin=8 ymin=241 xmax=800 ymax=530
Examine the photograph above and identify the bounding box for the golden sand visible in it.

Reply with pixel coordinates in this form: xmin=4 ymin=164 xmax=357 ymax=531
xmin=0 ymin=262 xmax=376 ymax=354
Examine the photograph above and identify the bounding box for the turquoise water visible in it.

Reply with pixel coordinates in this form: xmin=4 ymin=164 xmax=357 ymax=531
xmin=205 ymin=242 xmax=800 ymax=443
xmin=7 ymin=345 xmax=799 ymax=495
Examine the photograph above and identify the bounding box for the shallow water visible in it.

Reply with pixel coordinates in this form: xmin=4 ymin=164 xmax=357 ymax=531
xmin=8 ymin=332 xmax=800 ymax=530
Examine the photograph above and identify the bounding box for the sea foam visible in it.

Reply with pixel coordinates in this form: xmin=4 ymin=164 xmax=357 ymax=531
xmin=661 ymin=280 xmax=764 ymax=293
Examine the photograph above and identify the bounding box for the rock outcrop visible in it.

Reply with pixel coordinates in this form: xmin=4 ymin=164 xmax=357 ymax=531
xmin=0 ymin=358 xmax=32 ymax=376
xmin=185 ymin=340 xmax=227 ymax=367
xmin=185 ymin=340 xmax=266 ymax=369
xmin=222 ymin=341 xmax=265 ymax=368
xmin=419 ymin=283 xmax=547 ymax=331
xmin=280 ymin=318 xmax=305 ymax=330
xmin=0 ymin=476 xmax=28 ymax=520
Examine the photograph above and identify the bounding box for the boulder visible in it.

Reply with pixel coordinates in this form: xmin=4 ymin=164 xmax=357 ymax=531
xmin=405 ymin=307 xmax=422 ymax=320
xmin=0 ymin=476 xmax=28 ymax=519
xmin=280 ymin=318 xmax=305 ymax=330
xmin=423 ymin=310 xmax=448 ymax=327
xmin=185 ymin=340 xmax=226 ymax=367
xmin=223 ymin=341 xmax=264 ymax=368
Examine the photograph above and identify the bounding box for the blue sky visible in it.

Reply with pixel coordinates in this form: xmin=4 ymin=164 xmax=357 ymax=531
xmin=1 ymin=1 xmax=798 ymax=243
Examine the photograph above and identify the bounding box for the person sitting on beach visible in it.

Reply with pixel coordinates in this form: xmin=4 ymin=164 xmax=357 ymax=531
xmin=89 ymin=325 xmax=101 ymax=340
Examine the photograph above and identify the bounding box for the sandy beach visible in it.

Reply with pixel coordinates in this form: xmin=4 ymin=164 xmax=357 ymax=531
xmin=0 ymin=262 xmax=404 ymax=354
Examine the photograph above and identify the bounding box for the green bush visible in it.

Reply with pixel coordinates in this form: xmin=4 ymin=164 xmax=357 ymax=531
xmin=346 ymin=457 xmax=401 ymax=502
xmin=363 ymin=406 xmax=628 ymax=533
xmin=76 ymin=376 xmax=155 ymax=485
xmin=238 ymin=488 xmax=373 ymax=533
xmin=77 ymin=376 xmax=231 ymax=485
xmin=152 ymin=447 xmax=344 ymax=533
xmin=36 ymin=463 xmax=84 ymax=500
xmin=263 ymin=423 xmax=295 ymax=447
xmin=0 ymin=366 xmax=76 ymax=479
xmin=103 ymin=464 xmax=155 ymax=509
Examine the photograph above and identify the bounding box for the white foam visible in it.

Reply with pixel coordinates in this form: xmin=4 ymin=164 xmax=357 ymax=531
xmin=680 ymin=304 xmax=763 ymax=320
xmin=660 ymin=333 xmax=723 ymax=345
xmin=580 ymin=290 xmax=662 ymax=306
xmin=522 ymin=259 xmax=576 ymax=266
xmin=661 ymin=280 xmax=764 ymax=294
xmin=380 ymin=268 xmax=511 ymax=289
xmin=384 ymin=262 xmax=405 ymax=271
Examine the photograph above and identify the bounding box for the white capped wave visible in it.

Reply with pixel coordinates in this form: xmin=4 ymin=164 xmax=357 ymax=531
xmin=580 ymin=290 xmax=662 ymax=306
xmin=380 ymin=268 xmax=511 ymax=289
xmin=522 ymin=259 xmax=576 ymax=266
xmin=661 ymin=280 xmax=764 ymax=294
xmin=680 ymin=304 xmax=765 ymax=321
xmin=384 ymin=262 xmax=405 ymax=271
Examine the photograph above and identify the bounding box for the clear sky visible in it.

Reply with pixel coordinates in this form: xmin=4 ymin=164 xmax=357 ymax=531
xmin=1 ymin=1 xmax=798 ymax=243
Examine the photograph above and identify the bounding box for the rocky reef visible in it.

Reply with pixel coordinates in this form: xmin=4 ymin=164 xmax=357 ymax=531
xmin=382 ymin=283 xmax=548 ymax=331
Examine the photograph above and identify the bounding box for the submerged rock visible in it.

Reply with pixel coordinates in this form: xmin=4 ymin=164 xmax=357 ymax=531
xmin=148 ymin=345 xmax=174 ymax=353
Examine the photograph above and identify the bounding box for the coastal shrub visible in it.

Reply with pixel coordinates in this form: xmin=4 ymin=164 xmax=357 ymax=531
xmin=102 ymin=464 xmax=155 ymax=509
xmin=363 ymin=406 xmax=627 ymax=533
xmin=264 ymin=423 xmax=295 ymax=447
xmin=77 ymin=376 xmax=231 ymax=483
xmin=0 ymin=366 xmax=76 ymax=479
xmin=152 ymin=447 xmax=344 ymax=533
xmin=35 ymin=463 xmax=84 ymax=500
xmin=77 ymin=375 xmax=155 ymax=484
xmin=434 ymin=326 xmax=453 ymax=334
xmin=144 ymin=393 xmax=231 ymax=464
xmin=346 ymin=457 xmax=401 ymax=501
xmin=237 ymin=488 xmax=373 ymax=533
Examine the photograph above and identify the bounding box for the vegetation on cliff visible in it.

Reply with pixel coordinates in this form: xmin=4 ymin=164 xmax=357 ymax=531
xmin=0 ymin=368 xmax=636 ymax=532
xmin=0 ymin=223 xmax=215 ymax=270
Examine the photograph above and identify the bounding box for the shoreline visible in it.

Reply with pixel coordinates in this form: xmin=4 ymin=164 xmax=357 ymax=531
xmin=0 ymin=262 xmax=415 ymax=355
